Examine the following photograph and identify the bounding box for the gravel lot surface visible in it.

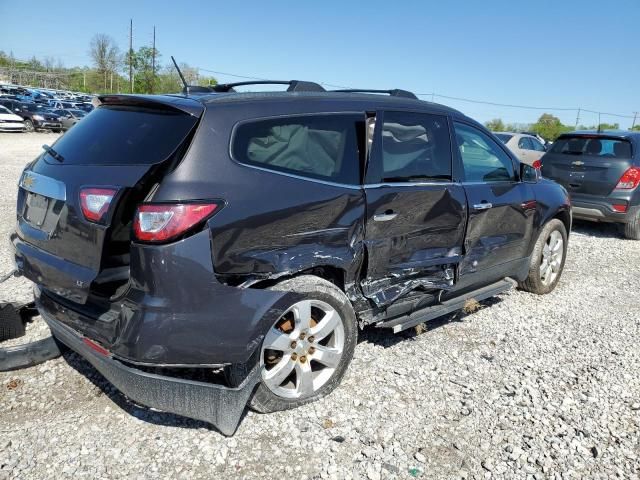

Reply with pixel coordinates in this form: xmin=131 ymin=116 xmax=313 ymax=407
xmin=1 ymin=132 xmax=639 ymax=479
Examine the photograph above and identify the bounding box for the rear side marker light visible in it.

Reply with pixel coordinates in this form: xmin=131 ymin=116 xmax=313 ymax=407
xmin=612 ymin=204 xmax=627 ymax=213
xmin=615 ymin=167 xmax=640 ymax=190
xmin=83 ymin=337 xmax=110 ymax=356
xmin=133 ymin=202 xmax=220 ymax=242
xmin=79 ymin=187 xmax=118 ymax=222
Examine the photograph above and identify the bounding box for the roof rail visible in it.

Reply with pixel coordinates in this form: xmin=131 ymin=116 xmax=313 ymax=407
xmin=212 ymin=80 xmax=326 ymax=93
xmin=332 ymin=88 xmax=418 ymax=100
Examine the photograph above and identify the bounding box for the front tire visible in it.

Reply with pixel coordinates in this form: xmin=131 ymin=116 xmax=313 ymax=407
xmin=519 ymin=219 xmax=568 ymax=295
xmin=228 ymin=275 xmax=357 ymax=413
xmin=24 ymin=120 xmax=34 ymax=132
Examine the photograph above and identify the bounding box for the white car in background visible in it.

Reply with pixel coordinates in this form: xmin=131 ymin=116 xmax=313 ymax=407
xmin=0 ymin=105 xmax=26 ymax=132
xmin=494 ymin=132 xmax=546 ymax=167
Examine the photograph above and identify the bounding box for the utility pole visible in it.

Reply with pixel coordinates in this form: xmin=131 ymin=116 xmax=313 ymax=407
xmin=597 ymin=112 xmax=601 ymax=132
xmin=632 ymin=112 xmax=638 ymax=130
xmin=129 ymin=19 xmax=133 ymax=93
xmin=151 ymin=25 xmax=156 ymax=94
xmin=575 ymin=107 xmax=581 ymax=130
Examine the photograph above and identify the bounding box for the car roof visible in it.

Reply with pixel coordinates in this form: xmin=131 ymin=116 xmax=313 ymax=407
xmin=494 ymin=131 xmax=535 ymax=138
xmin=562 ymin=130 xmax=640 ymax=139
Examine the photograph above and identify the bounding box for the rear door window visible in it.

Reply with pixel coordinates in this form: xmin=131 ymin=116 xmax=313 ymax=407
xmin=530 ymin=138 xmax=546 ymax=152
xmin=366 ymin=111 xmax=452 ymax=183
xmin=232 ymin=113 xmax=363 ymax=184
xmin=46 ymin=106 xmax=198 ymax=165
xmin=518 ymin=137 xmax=533 ymax=150
xmin=454 ymin=122 xmax=515 ymax=182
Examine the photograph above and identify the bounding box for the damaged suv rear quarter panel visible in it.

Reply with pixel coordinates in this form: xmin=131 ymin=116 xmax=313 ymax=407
xmin=152 ymin=99 xmax=368 ymax=291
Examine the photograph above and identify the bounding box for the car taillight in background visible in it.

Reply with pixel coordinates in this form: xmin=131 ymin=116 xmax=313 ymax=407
xmin=133 ymin=202 xmax=221 ymax=242
xmin=79 ymin=187 xmax=118 ymax=222
xmin=532 ymin=160 xmax=542 ymax=169
xmin=615 ymin=167 xmax=640 ymax=190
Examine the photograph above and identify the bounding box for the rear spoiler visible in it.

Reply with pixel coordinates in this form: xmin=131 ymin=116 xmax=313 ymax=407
xmin=94 ymin=94 xmax=204 ymax=117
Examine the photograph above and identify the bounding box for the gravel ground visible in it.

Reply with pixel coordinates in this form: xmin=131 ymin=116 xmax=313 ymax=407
xmin=1 ymin=132 xmax=639 ymax=479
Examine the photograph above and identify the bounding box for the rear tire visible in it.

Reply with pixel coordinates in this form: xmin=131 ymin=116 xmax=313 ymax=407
xmin=623 ymin=211 xmax=640 ymax=240
xmin=519 ymin=219 xmax=568 ymax=295
xmin=226 ymin=275 xmax=357 ymax=413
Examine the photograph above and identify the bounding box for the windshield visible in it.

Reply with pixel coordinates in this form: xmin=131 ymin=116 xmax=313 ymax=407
xmin=69 ymin=110 xmax=86 ymax=117
xmin=550 ymin=136 xmax=632 ymax=159
xmin=494 ymin=133 xmax=513 ymax=144
xmin=0 ymin=105 xmax=11 ymax=114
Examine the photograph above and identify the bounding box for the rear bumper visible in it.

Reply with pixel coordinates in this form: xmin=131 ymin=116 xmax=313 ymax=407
xmin=15 ymin=230 xmax=294 ymax=366
xmin=41 ymin=302 xmax=259 ymax=435
xmin=572 ymin=198 xmax=639 ymax=223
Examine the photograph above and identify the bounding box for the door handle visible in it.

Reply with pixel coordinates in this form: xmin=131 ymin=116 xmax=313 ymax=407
xmin=473 ymin=203 xmax=493 ymax=210
xmin=373 ymin=211 xmax=398 ymax=222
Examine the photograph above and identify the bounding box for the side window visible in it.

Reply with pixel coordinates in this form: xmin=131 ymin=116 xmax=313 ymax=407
xmin=232 ymin=114 xmax=363 ymax=184
xmin=454 ymin=122 xmax=516 ymax=182
xmin=530 ymin=138 xmax=546 ymax=152
xmin=518 ymin=137 xmax=533 ymax=150
xmin=367 ymin=111 xmax=452 ymax=183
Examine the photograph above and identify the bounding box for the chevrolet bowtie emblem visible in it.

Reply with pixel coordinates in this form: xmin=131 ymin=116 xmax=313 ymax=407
xmin=22 ymin=174 xmax=36 ymax=188
xmin=572 ymin=160 xmax=585 ymax=166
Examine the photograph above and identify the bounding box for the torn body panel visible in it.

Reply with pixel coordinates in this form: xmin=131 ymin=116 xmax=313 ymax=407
xmin=361 ymin=184 xmax=467 ymax=307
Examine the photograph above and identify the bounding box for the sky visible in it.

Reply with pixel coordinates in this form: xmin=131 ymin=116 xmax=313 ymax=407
xmin=1 ymin=0 xmax=639 ymax=126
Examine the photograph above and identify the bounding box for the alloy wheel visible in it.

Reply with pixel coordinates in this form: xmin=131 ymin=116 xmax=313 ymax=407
xmin=260 ymin=299 xmax=345 ymax=399
xmin=540 ymin=230 xmax=563 ymax=286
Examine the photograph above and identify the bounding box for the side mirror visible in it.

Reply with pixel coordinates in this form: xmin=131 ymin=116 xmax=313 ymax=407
xmin=521 ymin=163 xmax=540 ymax=183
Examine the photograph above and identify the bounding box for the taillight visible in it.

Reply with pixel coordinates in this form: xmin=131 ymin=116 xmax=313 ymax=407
xmin=133 ymin=202 xmax=220 ymax=242
xmin=615 ymin=167 xmax=640 ymax=190
xmin=79 ymin=187 xmax=118 ymax=222
xmin=532 ymin=160 xmax=542 ymax=169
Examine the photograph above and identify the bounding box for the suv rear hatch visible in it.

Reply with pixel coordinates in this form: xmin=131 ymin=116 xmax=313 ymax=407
xmin=541 ymin=134 xmax=634 ymax=196
xmin=13 ymin=95 xmax=202 ymax=304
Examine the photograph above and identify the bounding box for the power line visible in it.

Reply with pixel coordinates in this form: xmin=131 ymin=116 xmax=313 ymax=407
xmin=419 ymin=93 xmax=578 ymax=111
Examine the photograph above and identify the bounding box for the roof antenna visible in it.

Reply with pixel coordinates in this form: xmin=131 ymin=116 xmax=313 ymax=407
xmin=171 ymin=56 xmax=189 ymax=94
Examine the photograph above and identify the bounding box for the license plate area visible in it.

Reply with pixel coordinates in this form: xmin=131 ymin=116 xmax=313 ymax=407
xmin=24 ymin=193 xmax=50 ymax=227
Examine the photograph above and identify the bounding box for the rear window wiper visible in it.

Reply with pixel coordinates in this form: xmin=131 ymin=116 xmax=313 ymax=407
xmin=382 ymin=175 xmax=450 ymax=182
xmin=42 ymin=144 xmax=64 ymax=162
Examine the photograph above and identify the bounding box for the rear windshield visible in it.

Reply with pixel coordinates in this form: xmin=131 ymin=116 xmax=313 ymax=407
xmin=47 ymin=106 xmax=197 ymax=165
xmin=494 ymin=133 xmax=513 ymax=144
xmin=550 ymin=136 xmax=632 ymax=159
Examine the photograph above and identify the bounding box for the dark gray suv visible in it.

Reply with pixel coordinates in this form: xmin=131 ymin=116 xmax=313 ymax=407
xmin=541 ymin=131 xmax=640 ymax=239
xmin=12 ymin=81 xmax=571 ymax=434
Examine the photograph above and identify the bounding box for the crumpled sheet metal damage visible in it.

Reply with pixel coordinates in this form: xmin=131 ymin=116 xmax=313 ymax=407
xmin=361 ymin=266 xmax=455 ymax=308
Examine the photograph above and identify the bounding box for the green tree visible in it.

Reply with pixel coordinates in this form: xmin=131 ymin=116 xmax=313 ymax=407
xmin=597 ymin=122 xmax=619 ymax=131
xmin=485 ymin=118 xmax=505 ymax=132
xmin=89 ymin=34 xmax=120 ymax=92
xmin=631 ymin=125 xmax=640 ymax=131
xmin=132 ymin=46 xmax=161 ymax=93
xmin=530 ymin=113 xmax=572 ymax=141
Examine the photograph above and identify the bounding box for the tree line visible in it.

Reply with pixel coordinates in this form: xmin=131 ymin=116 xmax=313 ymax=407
xmin=485 ymin=114 xmax=640 ymax=141
xmin=0 ymin=33 xmax=217 ymax=94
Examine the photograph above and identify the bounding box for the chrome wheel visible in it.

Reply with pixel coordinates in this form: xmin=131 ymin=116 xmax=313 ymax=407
xmin=260 ymin=299 xmax=345 ymax=399
xmin=24 ymin=120 xmax=34 ymax=132
xmin=540 ymin=230 xmax=563 ymax=286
